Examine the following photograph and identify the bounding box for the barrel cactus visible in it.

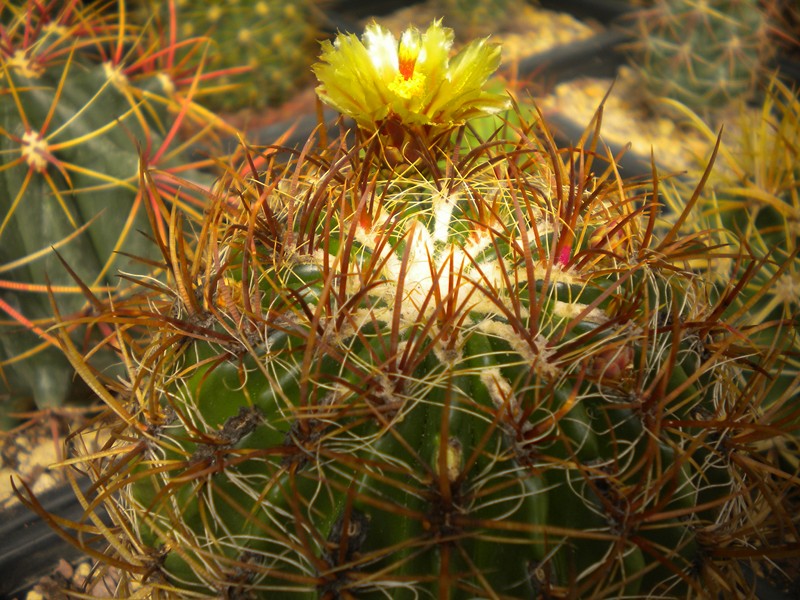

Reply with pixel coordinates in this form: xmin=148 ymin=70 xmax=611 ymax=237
xmin=626 ymin=0 xmax=773 ymax=115
xmin=26 ymin=20 xmax=798 ymax=598
xmin=145 ymin=0 xmax=322 ymax=111
xmin=0 ymin=0 xmax=225 ymax=422
xmin=432 ymin=0 xmax=521 ymax=37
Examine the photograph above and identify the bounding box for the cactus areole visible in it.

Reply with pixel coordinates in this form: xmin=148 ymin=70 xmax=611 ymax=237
xmin=53 ymin=20 xmax=786 ymax=599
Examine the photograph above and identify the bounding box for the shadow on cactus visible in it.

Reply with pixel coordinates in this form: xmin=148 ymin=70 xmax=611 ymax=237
xmin=0 ymin=0 xmax=234 ymax=425
xmin=15 ymin=19 xmax=800 ymax=599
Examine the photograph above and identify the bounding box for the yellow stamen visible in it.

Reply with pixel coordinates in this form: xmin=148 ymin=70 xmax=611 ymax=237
xmin=388 ymin=71 xmax=426 ymax=99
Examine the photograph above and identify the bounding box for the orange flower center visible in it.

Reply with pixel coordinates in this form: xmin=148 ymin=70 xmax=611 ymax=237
xmin=389 ymin=29 xmax=425 ymax=99
xmin=398 ymin=47 xmax=417 ymax=80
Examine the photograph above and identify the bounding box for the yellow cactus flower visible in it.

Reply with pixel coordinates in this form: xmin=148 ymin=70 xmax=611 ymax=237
xmin=313 ymin=19 xmax=509 ymax=132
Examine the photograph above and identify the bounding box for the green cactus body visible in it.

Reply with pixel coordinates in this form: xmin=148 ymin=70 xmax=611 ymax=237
xmin=40 ymin=19 xmax=798 ymax=599
xmin=0 ymin=3 xmax=220 ymax=420
xmin=630 ymin=0 xmax=771 ymax=113
xmin=0 ymin=64 xmax=164 ymax=409
xmin=74 ymin=120 xmax=772 ymax=597
xmin=167 ymin=0 xmax=319 ymax=111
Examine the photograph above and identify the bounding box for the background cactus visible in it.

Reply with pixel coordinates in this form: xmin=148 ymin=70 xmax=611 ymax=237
xmin=20 ymin=22 xmax=800 ymax=598
xmin=0 ymin=1 xmax=227 ymax=425
xmin=625 ymin=0 xmax=773 ymax=116
xmin=643 ymin=78 xmax=800 ymax=591
xmin=657 ymin=76 xmax=800 ymax=403
xmin=432 ymin=0 xmax=522 ymax=37
xmin=143 ymin=0 xmax=322 ymax=112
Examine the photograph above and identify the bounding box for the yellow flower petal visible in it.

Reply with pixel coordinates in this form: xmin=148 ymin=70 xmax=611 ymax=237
xmin=362 ymin=23 xmax=399 ymax=82
xmin=427 ymin=38 xmax=506 ymax=121
xmin=313 ymin=19 xmax=509 ymax=132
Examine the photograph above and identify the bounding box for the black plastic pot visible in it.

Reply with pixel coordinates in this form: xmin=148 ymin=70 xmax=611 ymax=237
xmin=0 ymin=479 xmax=110 ymax=598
